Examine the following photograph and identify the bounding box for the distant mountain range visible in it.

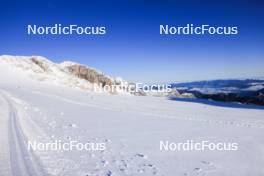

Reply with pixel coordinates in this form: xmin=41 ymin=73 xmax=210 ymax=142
xmin=171 ymin=79 xmax=264 ymax=106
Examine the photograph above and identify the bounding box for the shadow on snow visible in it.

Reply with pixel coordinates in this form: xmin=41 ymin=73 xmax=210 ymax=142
xmin=168 ymin=97 xmax=264 ymax=110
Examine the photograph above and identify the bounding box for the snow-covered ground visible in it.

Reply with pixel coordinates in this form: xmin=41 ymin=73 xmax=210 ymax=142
xmin=1 ymin=56 xmax=264 ymax=176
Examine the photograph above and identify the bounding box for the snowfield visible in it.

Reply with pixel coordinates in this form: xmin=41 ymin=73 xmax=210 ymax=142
xmin=0 ymin=56 xmax=264 ymax=176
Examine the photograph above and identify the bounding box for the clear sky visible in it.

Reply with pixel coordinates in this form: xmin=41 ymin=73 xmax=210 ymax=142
xmin=0 ymin=0 xmax=263 ymax=83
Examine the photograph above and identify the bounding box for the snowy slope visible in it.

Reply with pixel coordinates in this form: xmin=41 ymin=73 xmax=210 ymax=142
xmin=1 ymin=56 xmax=264 ymax=176
xmin=0 ymin=55 xmax=127 ymax=93
xmin=0 ymin=55 xmax=95 ymax=91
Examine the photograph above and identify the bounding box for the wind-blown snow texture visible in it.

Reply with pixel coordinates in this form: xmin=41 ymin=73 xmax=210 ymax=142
xmin=0 ymin=55 xmax=264 ymax=176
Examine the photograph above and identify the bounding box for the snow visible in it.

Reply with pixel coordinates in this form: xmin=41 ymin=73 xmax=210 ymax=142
xmin=1 ymin=55 xmax=264 ymax=176
xmin=243 ymin=84 xmax=264 ymax=91
xmin=190 ymin=87 xmax=240 ymax=94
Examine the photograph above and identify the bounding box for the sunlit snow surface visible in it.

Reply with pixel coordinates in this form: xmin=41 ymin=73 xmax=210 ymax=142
xmin=0 ymin=56 xmax=264 ymax=176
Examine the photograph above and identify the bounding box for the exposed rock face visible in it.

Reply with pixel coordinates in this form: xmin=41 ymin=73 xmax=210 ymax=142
xmin=65 ymin=65 xmax=113 ymax=87
xmin=29 ymin=57 xmax=114 ymax=88
xmin=31 ymin=57 xmax=49 ymax=72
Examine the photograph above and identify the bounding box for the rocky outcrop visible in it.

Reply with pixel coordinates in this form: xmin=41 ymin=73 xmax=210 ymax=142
xmin=65 ymin=65 xmax=113 ymax=87
xmin=31 ymin=57 xmax=49 ymax=72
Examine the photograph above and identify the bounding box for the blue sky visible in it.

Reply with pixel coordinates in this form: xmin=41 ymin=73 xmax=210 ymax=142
xmin=0 ymin=0 xmax=263 ymax=83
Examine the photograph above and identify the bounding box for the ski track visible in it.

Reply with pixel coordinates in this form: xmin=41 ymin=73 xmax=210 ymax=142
xmin=0 ymin=91 xmax=46 ymax=176
xmin=1 ymin=90 xmax=165 ymax=176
